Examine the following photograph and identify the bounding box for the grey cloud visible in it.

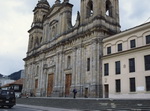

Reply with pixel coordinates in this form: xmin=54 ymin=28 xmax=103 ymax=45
xmin=129 ymin=0 xmax=150 ymax=19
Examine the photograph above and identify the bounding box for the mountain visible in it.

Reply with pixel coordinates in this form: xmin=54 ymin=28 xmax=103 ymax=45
xmin=0 ymin=74 xmax=3 ymax=78
xmin=8 ymin=70 xmax=22 ymax=80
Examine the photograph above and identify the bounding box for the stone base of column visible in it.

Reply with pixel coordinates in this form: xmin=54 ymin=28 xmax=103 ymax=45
xmin=51 ymin=86 xmax=64 ymax=97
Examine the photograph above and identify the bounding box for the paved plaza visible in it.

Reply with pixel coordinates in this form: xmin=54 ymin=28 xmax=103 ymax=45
xmin=16 ymin=97 xmax=150 ymax=111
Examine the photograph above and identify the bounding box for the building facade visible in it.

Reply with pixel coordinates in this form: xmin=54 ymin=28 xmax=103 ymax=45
xmin=23 ymin=0 xmax=120 ymax=98
xmin=103 ymin=23 xmax=150 ymax=98
xmin=0 ymin=77 xmax=14 ymax=88
xmin=23 ymin=0 xmax=150 ymax=98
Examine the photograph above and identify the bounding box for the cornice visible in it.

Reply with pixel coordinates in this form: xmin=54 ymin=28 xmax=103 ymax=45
xmin=28 ymin=26 xmax=43 ymax=33
xmin=102 ymin=44 xmax=150 ymax=59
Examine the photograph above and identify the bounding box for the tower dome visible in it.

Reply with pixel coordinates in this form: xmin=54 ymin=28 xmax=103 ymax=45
xmin=36 ymin=0 xmax=50 ymax=9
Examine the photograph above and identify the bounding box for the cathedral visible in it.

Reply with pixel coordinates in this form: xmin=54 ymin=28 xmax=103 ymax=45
xmin=23 ymin=0 xmax=150 ymax=98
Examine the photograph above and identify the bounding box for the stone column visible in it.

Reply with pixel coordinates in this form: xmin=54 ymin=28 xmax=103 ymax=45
xmin=40 ymin=57 xmax=46 ymax=96
xmin=61 ymin=51 xmax=65 ymax=96
xmin=81 ymin=45 xmax=86 ymax=97
xmin=78 ymin=45 xmax=83 ymax=96
xmin=51 ymin=52 xmax=59 ymax=97
xmin=72 ymin=47 xmax=77 ymax=86
xmin=55 ymin=53 xmax=59 ymax=88
xmin=76 ymin=47 xmax=81 ymax=85
xmin=39 ymin=60 xmax=43 ymax=96
xmin=58 ymin=52 xmax=62 ymax=87
xmin=43 ymin=68 xmax=47 ymax=97
xmin=96 ymin=37 xmax=103 ymax=98
xmin=92 ymin=39 xmax=97 ymax=84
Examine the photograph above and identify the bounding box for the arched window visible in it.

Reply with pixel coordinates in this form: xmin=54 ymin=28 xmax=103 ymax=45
xmin=52 ymin=26 xmax=56 ymax=37
xmin=35 ymin=37 xmax=39 ymax=47
xmin=106 ymin=0 xmax=113 ymax=17
xmin=40 ymin=37 xmax=42 ymax=43
xmin=86 ymin=0 xmax=93 ymax=18
xmin=36 ymin=66 xmax=39 ymax=76
xmin=49 ymin=20 xmax=58 ymax=39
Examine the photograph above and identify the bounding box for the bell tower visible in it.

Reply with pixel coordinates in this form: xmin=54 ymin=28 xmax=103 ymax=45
xmin=80 ymin=0 xmax=120 ymax=34
xmin=32 ymin=0 xmax=50 ymax=28
xmin=27 ymin=0 xmax=50 ymax=52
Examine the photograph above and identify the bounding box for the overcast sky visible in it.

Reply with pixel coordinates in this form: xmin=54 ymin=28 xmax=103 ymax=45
xmin=0 ymin=0 xmax=150 ymax=75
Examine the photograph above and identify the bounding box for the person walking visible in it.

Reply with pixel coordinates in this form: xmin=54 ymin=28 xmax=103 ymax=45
xmin=73 ymin=88 xmax=77 ymax=98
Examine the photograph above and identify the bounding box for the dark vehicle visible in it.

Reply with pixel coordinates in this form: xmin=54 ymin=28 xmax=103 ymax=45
xmin=0 ymin=89 xmax=16 ymax=108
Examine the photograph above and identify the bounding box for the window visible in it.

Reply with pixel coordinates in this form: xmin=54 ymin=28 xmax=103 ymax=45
xmin=87 ymin=58 xmax=90 ymax=71
xmin=129 ymin=58 xmax=135 ymax=73
xmin=146 ymin=35 xmax=150 ymax=44
xmin=115 ymin=61 xmax=121 ymax=74
xmin=107 ymin=47 xmax=111 ymax=54
xmin=116 ymin=79 xmax=121 ymax=92
xmin=36 ymin=66 xmax=39 ymax=76
xmin=144 ymin=55 xmax=150 ymax=70
xmin=146 ymin=76 xmax=150 ymax=91
xmin=52 ymin=26 xmax=56 ymax=37
xmin=35 ymin=37 xmax=39 ymax=47
xmin=130 ymin=78 xmax=136 ymax=92
xmin=67 ymin=56 xmax=71 ymax=69
xmin=40 ymin=37 xmax=42 ymax=43
xmin=86 ymin=0 xmax=93 ymax=17
xmin=106 ymin=0 xmax=112 ymax=17
xmin=35 ymin=79 xmax=38 ymax=89
xmin=104 ymin=63 xmax=109 ymax=76
xmin=130 ymin=39 xmax=136 ymax=48
xmin=118 ymin=43 xmax=122 ymax=52
xmin=14 ymin=85 xmax=19 ymax=90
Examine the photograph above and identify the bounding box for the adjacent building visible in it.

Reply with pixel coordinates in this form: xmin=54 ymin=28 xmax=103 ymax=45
xmin=0 ymin=77 xmax=14 ymax=88
xmin=103 ymin=22 xmax=150 ymax=98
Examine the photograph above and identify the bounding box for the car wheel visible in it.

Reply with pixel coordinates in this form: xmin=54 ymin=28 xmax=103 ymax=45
xmin=8 ymin=105 xmax=13 ymax=108
xmin=0 ymin=106 xmax=4 ymax=108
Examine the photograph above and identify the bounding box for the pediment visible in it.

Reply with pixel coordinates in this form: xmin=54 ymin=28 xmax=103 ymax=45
xmin=47 ymin=5 xmax=61 ymax=18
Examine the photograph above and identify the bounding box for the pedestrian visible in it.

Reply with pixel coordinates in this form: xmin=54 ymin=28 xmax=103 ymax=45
xmin=26 ymin=93 xmax=29 ymax=98
xmin=73 ymin=88 xmax=77 ymax=98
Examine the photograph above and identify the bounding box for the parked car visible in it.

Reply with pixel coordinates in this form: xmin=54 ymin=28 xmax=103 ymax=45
xmin=0 ymin=89 xmax=16 ymax=108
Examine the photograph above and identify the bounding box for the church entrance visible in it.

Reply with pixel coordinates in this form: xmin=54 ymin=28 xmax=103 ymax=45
xmin=34 ymin=79 xmax=38 ymax=96
xmin=47 ymin=74 xmax=54 ymax=96
xmin=65 ymin=74 xmax=72 ymax=96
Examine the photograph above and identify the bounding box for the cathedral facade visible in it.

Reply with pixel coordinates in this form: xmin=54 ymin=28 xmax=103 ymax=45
xmin=23 ymin=0 xmax=120 ymax=98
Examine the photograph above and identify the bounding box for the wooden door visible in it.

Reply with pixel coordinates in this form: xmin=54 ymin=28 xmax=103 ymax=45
xmin=104 ymin=84 xmax=109 ymax=98
xmin=47 ymin=74 xmax=54 ymax=96
xmin=34 ymin=79 xmax=38 ymax=96
xmin=65 ymin=74 xmax=72 ymax=96
xmin=84 ymin=88 xmax=88 ymax=98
